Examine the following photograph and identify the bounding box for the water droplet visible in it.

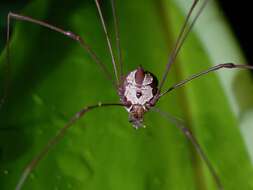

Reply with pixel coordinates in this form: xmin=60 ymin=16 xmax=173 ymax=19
xmin=3 ymin=170 xmax=8 ymax=175
xmin=153 ymin=177 xmax=162 ymax=185
xmin=56 ymin=175 xmax=62 ymax=180
xmin=67 ymin=183 xmax=73 ymax=189
xmin=32 ymin=94 xmax=43 ymax=105
xmin=30 ymin=173 xmax=35 ymax=180
xmin=37 ymin=129 xmax=44 ymax=135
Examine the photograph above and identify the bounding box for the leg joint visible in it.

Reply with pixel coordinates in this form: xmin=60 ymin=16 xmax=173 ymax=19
xmin=221 ymin=63 xmax=235 ymax=68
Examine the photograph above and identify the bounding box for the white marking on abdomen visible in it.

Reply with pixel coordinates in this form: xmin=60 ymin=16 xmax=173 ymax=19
xmin=124 ymin=83 xmax=153 ymax=105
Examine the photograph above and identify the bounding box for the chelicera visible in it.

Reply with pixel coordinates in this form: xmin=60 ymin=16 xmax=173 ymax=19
xmin=1 ymin=0 xmax=253 ymax=190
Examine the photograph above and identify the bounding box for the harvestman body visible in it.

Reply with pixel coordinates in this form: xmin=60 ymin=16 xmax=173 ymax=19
xmin=1 ymin=0 xmax=253 ymax=189
xmin=119 ymin=67 xmax=158 ymax=127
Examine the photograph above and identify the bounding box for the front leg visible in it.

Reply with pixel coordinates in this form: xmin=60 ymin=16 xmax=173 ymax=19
xmin=159 ymin=63 xmax=253 ymax=98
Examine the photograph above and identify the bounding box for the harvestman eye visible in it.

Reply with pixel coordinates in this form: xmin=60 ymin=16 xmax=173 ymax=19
xmin=0 ymin=0 xmax=252 ymax=190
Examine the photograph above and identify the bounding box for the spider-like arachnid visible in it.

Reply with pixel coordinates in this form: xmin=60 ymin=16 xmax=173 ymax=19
xmin=1 ymin=0 xmax=253 ymax=189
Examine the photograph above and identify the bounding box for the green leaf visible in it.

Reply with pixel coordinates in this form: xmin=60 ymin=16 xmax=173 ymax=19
xmin=0 ymin=0 xmax=253 ymax=190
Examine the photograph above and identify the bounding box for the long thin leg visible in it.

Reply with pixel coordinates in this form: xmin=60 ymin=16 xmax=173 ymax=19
xmin=152 ymin=107 xmax=223 ymax=190
xmin=110 ymin=0 xmax=123 ymax=78
xmin=15 ymin=102 xmax=123 ymax=190
xmin=6 ymin=12 xmax=115 ymax=86
xmin=158 ymin=0 xmax=209 ymax=92
xmin=94 ymin=0 xmax=119 ymax=84
xmin=159 ymin=63 xmax=253 ymax=98
xmin=0 ymin=12 xmax=117 ymax=109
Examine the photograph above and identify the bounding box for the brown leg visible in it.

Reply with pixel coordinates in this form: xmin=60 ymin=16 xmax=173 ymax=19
xmin=15 ymin=102 xmax=123 ymax=190
xmin=8 ymin=12 xmax=114 ymax=84
xmin=110 ymin=0 xmax=123 ymax=78
xmin=160 ymin=63 xmax=253 ymax=98
xmin=0 ymin=12 xmax=116 ymax=109
xmin=159 ymin=0 xmax=210 ymax=92
xmin=94 ymin=0 xmax=119 ymax=84
xmin=152 ymin=107 xmax=223 ymax=190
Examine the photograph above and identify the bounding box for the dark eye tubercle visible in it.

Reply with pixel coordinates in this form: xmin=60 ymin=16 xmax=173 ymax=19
xmin=136 ymin=91 xmax=142 ymax=98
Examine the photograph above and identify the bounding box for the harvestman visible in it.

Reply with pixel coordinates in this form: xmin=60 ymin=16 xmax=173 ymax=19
xmin=1 ymin=0 xmax=253 ymax=189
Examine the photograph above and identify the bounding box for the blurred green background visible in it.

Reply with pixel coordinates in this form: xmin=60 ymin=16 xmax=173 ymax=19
xmin=0 ymin=0 xmax=253 ymax=189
